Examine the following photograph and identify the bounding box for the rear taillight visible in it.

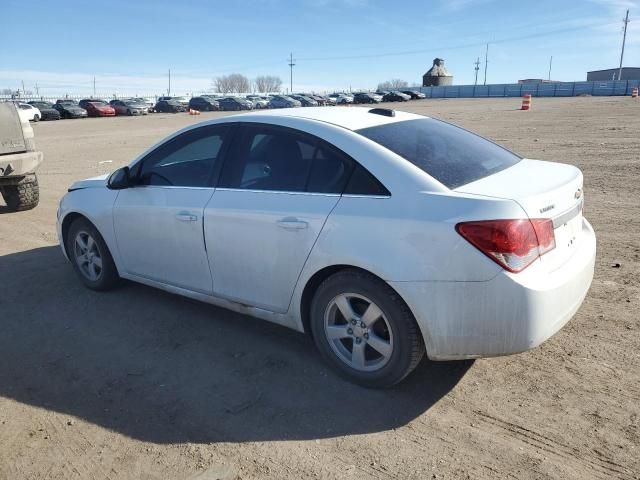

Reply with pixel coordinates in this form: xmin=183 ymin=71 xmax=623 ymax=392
xmin=456 ymin=219 xmax=555 ymax=273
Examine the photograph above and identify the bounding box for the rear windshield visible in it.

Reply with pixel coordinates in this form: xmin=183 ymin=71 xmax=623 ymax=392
xmin=357 ymin=118 xmax=521 ymax=189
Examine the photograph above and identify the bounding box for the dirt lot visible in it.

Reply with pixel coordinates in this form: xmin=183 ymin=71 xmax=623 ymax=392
xmin=0 ymin=97 xmax=638 ymax=480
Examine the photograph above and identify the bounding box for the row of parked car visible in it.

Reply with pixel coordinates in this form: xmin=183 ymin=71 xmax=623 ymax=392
xmin=9 ymin=89 xmax=426 ymax=122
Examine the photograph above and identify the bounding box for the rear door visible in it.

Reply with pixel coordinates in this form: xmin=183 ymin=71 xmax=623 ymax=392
xmin=204 ymin=123 xmax=354 ymax=312
xmin=113 ymin=124 xmax=231 ymax=293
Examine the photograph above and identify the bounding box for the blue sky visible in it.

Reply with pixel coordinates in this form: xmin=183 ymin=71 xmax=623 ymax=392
xmin=1 ymin=0 xmax=638 ymax=96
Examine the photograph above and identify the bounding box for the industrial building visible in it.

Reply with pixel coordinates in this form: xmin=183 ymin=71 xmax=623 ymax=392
xmin=587 ymin=67 xmax=640 ymax=81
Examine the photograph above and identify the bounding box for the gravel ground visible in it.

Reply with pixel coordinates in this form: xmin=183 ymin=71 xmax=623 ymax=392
xmin=0 ymin=96 xmax=638 ymax=480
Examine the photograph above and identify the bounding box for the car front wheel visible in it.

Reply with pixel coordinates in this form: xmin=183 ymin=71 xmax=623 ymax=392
xmin=310 ymin=269 xmax=425 ymax=388
xmin=66 ymin=218 xmax=120 ymax=291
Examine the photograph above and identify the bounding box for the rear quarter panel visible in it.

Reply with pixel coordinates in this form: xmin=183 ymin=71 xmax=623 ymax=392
xmin=288 ymin=189 xmax=528 ymax=331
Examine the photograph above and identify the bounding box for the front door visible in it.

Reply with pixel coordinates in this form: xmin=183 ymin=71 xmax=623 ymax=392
xmin=204 ymin=123 xmax=354 ymax=312
xmin=113 ymin=124 xmax=231 ymax=294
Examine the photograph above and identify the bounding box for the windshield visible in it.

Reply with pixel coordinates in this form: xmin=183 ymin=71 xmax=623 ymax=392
xmin=166 ymin=100 xmax=181 ymax=105
xmin=357 ymin=118 xmax=521 ymax=189
xmin=90 ymin=102 xmax=107 ymax=107
xmin=31 ymin=102 xmax=51 ymax=108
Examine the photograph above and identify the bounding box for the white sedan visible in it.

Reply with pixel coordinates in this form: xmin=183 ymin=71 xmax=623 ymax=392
xmin=57 ymin=107 xmax=596 ymax=387
xmin=17 ymin=102 xmax=41 ymax=122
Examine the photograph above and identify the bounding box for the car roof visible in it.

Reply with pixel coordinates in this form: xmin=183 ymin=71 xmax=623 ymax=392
xmin=233 ymin=106 xmax=424 ymax=131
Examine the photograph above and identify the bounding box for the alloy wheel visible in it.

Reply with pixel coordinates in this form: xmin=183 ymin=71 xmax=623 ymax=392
xmin=324 ymin=293 xmax=394 ymax=372
xmin=73 ymin=230 xmax=103 ymax=281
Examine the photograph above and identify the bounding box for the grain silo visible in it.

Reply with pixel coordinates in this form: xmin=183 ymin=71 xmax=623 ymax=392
xmin=423 ymin=58 xmax=453 ymax=87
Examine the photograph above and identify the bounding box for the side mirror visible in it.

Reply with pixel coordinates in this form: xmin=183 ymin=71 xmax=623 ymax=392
xmin=107 ymin=166 xmax=131 ymax=190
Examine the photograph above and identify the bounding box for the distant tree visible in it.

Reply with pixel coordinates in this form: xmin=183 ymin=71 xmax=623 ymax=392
xmin=377 ymin=79 xmax=409 ymax=90
xmin=254 ymin=75 xmax=283 ymax=93
xmin=213 ymin=75 xmax=233 ymax=94
xmin=231 ymin=73 xmax=251 ymax=93
xmin=213 ymin=73 xmax=251 ymax=94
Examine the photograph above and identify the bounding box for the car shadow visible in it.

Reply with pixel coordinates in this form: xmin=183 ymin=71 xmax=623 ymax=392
xmin=0 ymin=246 xmax=472 ymax=444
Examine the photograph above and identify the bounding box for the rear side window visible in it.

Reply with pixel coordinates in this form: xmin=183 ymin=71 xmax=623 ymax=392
xmin=357 ymin=118 xmax=521 ymax=189
xmin=344 ymin=165 xmax=390 ymax=196
xmin=219 ymin=124 xmax=353 ymax=194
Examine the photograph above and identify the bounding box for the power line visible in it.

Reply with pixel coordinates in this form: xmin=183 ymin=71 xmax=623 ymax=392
xmin=296 ymin=20 xmax=619 ymax=63
xmin=618 ymin=9 xmax=630 ymax=81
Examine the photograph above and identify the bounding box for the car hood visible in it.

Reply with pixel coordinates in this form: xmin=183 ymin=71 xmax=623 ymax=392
xmin=69 ymin=173 xmax=109 ymax=191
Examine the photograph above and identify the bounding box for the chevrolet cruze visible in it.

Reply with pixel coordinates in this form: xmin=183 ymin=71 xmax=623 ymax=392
xmin=57 ymin=107 xmax=596 ymax=387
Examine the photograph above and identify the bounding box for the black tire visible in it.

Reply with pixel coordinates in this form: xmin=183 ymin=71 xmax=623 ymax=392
xmin=66 ymin=217 xmax=120 ymax=291
xmin=310 ymin=269 xmax=425 ymax=388
xmin=1 ymin=174 xmax=39 ymax=211
xmin=127 ymin=109 xmax=132 ymax=116
xmin=33 ymin=114 xmax=40 ymax=122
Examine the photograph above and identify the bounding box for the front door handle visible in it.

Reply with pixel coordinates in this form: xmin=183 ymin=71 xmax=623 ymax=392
xmin=276 ymin=217 xmax=308 ymax=230
xmin=176 ymin=212 xmax=198 ymax=222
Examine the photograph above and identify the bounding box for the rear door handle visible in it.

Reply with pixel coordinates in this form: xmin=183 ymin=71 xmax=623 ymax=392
xmin=176 ymin=212 xmax=198 ymax=222
xmin=276 ymin=218 xmax=308 ymax=230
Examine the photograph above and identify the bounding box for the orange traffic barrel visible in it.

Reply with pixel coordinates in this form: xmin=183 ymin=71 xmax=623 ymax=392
xmin=521 ymin=94 xmax=532 ymax=111
xmin=632 ymin=87 xmax=638 ymax=98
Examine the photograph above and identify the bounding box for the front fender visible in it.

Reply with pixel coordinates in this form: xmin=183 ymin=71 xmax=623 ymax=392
xmin=57 ymin=187 xmax=121 ymax=269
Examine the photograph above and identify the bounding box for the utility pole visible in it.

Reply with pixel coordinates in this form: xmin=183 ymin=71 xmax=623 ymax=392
xmin=618 ymin=9 xmax=630 ymax=81
xmin=21 ymin=80 xmax=25 ymax=96
xmin=474 ymin=57 xmax=480 ymax=85
xmin=34 ymin=83 xmax=40 ymax=97
xmin=483 ymin=43 xmax=489 ymax=85
xmin=168 ymin=68 xmax=171 ymax=95
xmin=93 ymin=76 xmax=96 ymax=97
xmin=548 ymin=56 xmax=553 ymax=81
xmin=288 ymin=52 xmax=296 ymax=94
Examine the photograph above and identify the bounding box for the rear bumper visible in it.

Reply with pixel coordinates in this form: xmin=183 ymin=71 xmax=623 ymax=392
xmin=390 ymin=218 xmax=596 ymax=360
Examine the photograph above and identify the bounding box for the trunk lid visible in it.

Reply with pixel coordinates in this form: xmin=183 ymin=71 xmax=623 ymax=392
xmin=456 ymin=159 xmax=585 ymax=271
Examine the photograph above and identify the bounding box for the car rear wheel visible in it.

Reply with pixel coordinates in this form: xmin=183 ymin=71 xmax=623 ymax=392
xmin=33 ymin=114 xmax=40 ymax=122
xmin=66 ymin=218 xmax=120 ymax=291
xmin=310 ymin=269 xmax=425 ymax=388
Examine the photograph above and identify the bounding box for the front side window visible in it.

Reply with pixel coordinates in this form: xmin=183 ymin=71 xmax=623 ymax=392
xmin=219 ymin=124 xmax=353 ymax=194
xmin=357 ymin=118 xmax=521 ymax=189
xmin=137 ymin=125 xmax=229 ymax=187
